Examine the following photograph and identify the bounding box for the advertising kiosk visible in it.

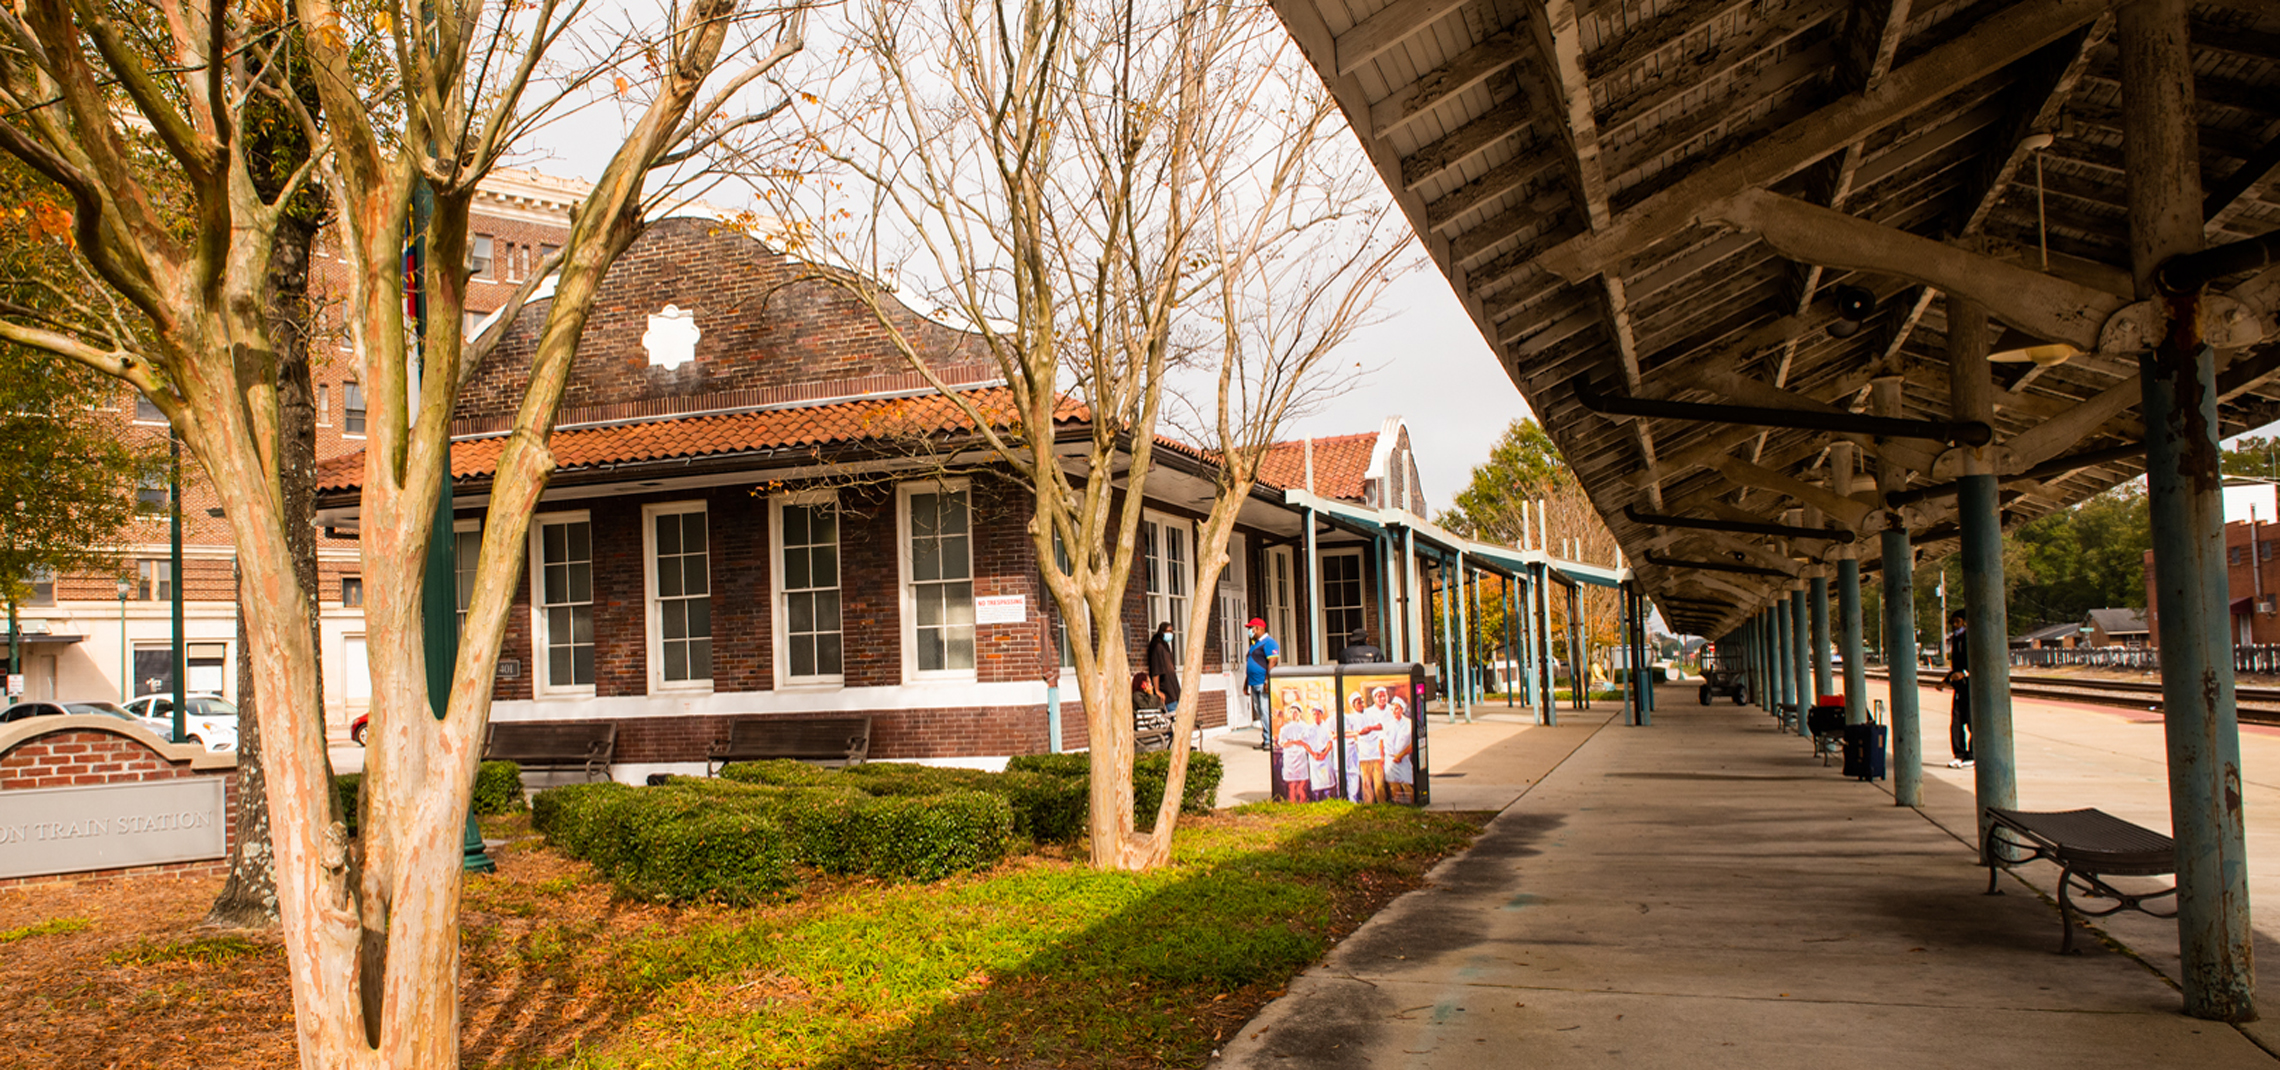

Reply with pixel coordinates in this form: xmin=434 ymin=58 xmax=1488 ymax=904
xmin=1263 ymin=663 xmax=1430 ymax=806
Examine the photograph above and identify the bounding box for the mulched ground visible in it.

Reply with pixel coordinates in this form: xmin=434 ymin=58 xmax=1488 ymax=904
xmin=2 ymin=809 xmax=1483 ymax=1070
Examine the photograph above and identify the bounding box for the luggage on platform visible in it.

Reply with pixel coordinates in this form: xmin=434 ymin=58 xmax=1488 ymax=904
xmin=1841 ymin=721 xmax=1887 ymax=782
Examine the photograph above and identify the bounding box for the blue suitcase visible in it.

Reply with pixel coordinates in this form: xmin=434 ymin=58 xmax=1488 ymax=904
xmin=1841 ymin=721 xmax=1886 ymax=781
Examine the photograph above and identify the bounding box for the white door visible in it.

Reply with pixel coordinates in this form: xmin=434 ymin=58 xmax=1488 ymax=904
xmin=31 ymin=654 xmax=55 ymax=700
xmin=1264 ymin=546 xmax=1296 ymax=661
xmin=1219 ymin=534 xmax=1249 ymax=727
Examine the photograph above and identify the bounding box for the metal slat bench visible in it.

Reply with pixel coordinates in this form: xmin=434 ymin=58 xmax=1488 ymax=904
xmin=483 ymin=721 xmax=618 ymax=782
xmin=708 ymin=715 xmax=872 ymax=775
xmin=1983 ymin=807 xmax=2177 ymax=954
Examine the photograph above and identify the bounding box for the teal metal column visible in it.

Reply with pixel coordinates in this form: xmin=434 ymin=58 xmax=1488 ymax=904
xmin=1455 ymin=553 xmax=1472 ymax=722
xmin=1840 ymin=558 xmax=1866 ymax=724
xmin=1790 ymin=588 xmax=1810 ymax=737
xmin=1774 ymin=596 xmax=1793 ymax=722
xmin=1621 ymin=584 xmax=1638 ymax=725
xmin=1438 ymin=562 xmax=1456 ymax=723
xmin=1881 ymin=529 xmax=1922 ymax=807
xmin=1754 ymin=612 xmax=1769 ymax=711
xmin=1810 ymin=573 xmax=1833 ymax=704
xmin=1959 ymin=473 xmax=2016 ymax=842
xmin=2125 ymin=0 xmax=2252 ymax=1021
xmin=1536 ymin=566 xmax=1556 ymax=726
xmin=1303 ymin=507 xmax=1322 ymax=662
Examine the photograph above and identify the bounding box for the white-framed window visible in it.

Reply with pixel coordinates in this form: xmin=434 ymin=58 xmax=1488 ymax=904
xmin=26 ymin=566 xmax=54 ymax=605
xmin=773 ymin=491 xmax=843 ymax=686
xmin=340 ymin=575 xmax=364 ymax=608
xmin=137 ymin=559 xmax=172 ymax=601
xmin=528 ymin=511 xmax=594 ymax=695
xmin=132 ymin=392 xmax=165 ymax=424
xmin=342 ymin=380 xmax=366 ymax=437
xmin=315 ymin=384 xmax=331 ymax=426
xmin=468 ymin=234 xmax=494 ymax=277
xmin=452 ymin=518 xmax=481 ymax=632
xmin=1142 ymin=510 xmax=1193 ymax=659
xmin=899 ymin=480 xmax=975 ymax=679
xmin=1217 ymin=533 xmax=1247 ymax=674
xmin=1265 ymin=545 xmax=1297 ymax=655
xmin=1321 ymin=548 xmax=1365 ymax=648
xmin=644 ymin=501 xmax=712 ymax=690
xmin=135 ymin=473 xmax=168 ymax=516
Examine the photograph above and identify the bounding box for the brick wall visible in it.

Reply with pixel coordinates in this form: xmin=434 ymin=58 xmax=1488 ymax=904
xmin=457 ymin=218 xmax=984 ymax=424
xmin=0 ymin=726 xmax=239 ymax=888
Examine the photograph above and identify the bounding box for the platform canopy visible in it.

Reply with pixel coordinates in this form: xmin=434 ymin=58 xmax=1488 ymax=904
xmin=1266 ymin=0 xmax=2280 ymax=637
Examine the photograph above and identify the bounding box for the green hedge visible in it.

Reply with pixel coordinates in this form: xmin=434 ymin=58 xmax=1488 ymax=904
xmin=529 ymin=780 xmax=634 ymax=860
xmin=719 ymin=758 xmax=839 ymax=788
xmin=613 ymin=808 xmax=795 ymax=905
xmin=1005 ymin=750 xmax=1222 ymax=822
xmin=332 ymin=773 xmax=362 ymax=838
xmin=471 ymin=760 xmax=526 ymax=814
xmin=842 ymin=791 xmax=1014 ymax=881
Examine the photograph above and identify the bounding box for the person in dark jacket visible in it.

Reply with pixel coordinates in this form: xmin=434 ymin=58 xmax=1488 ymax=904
xmin=1939 ymin=609 xmax=1973 ymax=768
xmin=1145 ymin=622 xmax=1180 ymax=715
xmin=1337 ymin=628 xmax=1385 ymax=664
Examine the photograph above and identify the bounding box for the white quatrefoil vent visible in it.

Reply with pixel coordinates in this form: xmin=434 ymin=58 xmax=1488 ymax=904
xmin=642 ymin=304 xmax=701 ymax=370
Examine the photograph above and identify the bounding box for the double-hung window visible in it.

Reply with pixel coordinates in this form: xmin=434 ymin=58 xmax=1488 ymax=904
xmin=775 ymin=494 xmax=843 ymax=684
xmin=343 ymin=381 xmax=366 ymax=436
xmin=531 ymin=513 xmax=594 ymax=693
xmin=1142 ymin=511 xmax=1191 ymax=656
xmin=646 ymin=503 xmax=712 ymax=688
xmin=902 ymin=482 xmax=974 ymax=676
xmin=1320 ymin=549 xmax=1365 ymax=647
xmin=452 ymin=518 xmax=481 ymax=632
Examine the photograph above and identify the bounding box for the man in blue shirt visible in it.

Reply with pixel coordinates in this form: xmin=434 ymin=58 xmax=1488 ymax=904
xmin=1245 ymin=617 xmax=1280 ymax=749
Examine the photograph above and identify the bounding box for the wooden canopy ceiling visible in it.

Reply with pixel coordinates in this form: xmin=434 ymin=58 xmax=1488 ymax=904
xmin=1267 ymin=0 xmax=2280 ymax=637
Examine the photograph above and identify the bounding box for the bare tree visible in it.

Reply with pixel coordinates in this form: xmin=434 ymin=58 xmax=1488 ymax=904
xmin=0 ymin=2 xmax=804 ymax=1065
xmin=770 ymin=0 xmax=1404 ymax=868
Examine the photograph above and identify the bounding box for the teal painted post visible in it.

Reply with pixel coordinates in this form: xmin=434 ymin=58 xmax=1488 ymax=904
xmin=1881 ymin=529 xmax=1922 ymax=807
xmin=1455 ymin=554 xmax=1472 ymax=722
xmin=1790 ymin=590 xmax=1811 ymax=736
xmin=1438 ymin=562 xmax=1456 ymax=723
xmin=1959 ymin=474 xmax=2016 ymax=852
xmin=1774 ymin=597 xmax=1792 ymax=721
xmin=1536 ymin=566 xmax=1556 ymax=726
xmin=1811 ymin=573 xmax=1833 ymax=704
xmin=1840 ymin=558 xmax=1866 ymax=724
xmin=2124 ymin=0 xmax=2253 ymax=1021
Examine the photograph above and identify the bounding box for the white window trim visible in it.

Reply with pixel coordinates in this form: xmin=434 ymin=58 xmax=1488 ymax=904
xmin=1142 ymin=508 xmax=1196 ymax=661
xmin=898 ymin=477 xmax=977 ymax=684
xmin=527 ymin=509 xmax=595 ymax=698
xmin=341 ymin=380 xmax=367 ymax=441
xmin=315 ymin=384 xmax=331 ymax=426
xmin=642 ymin=500 xmax=714 ymax=694
xmin=772 ymin=489 xmax=845 ymax=690
xmin=452 ymin=517 xmax=480 ymax=631
xmin=1265 ymin=545 xmax=1297 ymax=654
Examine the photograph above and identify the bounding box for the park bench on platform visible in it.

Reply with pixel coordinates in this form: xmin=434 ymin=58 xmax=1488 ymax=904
xmin=484 ymin=721 xmax=617 ymax=782
xmin=1982 ymin=807 xmax=2177 ymax=954
xmin=708 ymin=715 xmax=872 ymax=775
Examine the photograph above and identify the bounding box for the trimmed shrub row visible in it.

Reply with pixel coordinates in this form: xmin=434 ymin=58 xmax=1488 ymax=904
xmin=331 ymin=760 xmax=527 ymax=838
xmin=1005 ymin=749 xmax=1223 ymax=820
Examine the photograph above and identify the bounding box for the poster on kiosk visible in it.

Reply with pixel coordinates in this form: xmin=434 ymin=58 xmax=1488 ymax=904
xmin=1265 ymin=663 xmax=1429 ymax=806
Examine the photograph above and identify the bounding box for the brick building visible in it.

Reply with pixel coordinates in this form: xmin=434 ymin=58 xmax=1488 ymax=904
xmin=2142 ymin=518 xmax=2280 ymax=648
xmin=8 ymin=169 xmax=587 ymax=718
xmin=313 ymin=218 xmax=1438 ymax=775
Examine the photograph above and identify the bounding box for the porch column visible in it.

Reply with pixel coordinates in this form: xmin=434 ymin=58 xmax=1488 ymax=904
xmin=1404 ymin=527 xmax=1425 ymax=664
xmin=1772 ymin=599 xmax=1789 ymax=719
xmin=2125 ymin=0 xmax=2253 ymax=1021
xmin=1568 ymin=582 xmax=1585 ymax=710
xmin=1840 ymin=559 xmax=1866 ymax=724
xmin=1304 ymin=506 xmax=1323 ymax=663
xmin=1535 ymin=565 xmax=1557 ymax=726
xmin=1376 ymin=532 xmax=1396 ymax=657
xmin=1882 ymin=528 xmax=1923 ymax=807
xmin=1811 ymin=571 xmax=1834 ymax=703
xmin=1790 ymin=585 xmax=1811 ymax=737
xmin=1948 ymin=293 xmax=2017 ymax=852
xmin=1455 ymin=551 xmax=1473 ymax=723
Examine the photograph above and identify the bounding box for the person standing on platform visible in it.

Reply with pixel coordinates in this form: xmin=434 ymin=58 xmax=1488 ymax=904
xmin=1244 ymin=617 xmax=1279 ymax=750
xmin=1939 ymin=609 xmax=1973 ymax=769
xmin=1145 ymin=622 xmax=1180 ymax=718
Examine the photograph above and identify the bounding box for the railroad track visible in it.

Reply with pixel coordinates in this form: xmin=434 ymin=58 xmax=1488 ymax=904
xmin=1863 ymin=669 xmax=2280 ymax=727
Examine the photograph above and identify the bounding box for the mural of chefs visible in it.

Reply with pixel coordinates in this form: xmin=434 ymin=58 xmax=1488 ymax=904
xmin=1269 ymin=674 xmax=1341 ymax=803
xmin=1344 ymin=672 xmax=1419 ymax=804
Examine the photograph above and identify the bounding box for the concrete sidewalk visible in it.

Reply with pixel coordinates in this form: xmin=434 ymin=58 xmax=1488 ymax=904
xmin=1213 ymin=685 xmax=2275 ymax=1069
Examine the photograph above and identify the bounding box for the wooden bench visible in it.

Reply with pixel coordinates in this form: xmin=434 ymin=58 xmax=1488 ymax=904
xmin=708 ymin=716 xmax=872 ymax=775
xmin=1983 ymin=807 xmax=2177 ymax=954
xmin=483 ymin=721 xmax=617 ymax=782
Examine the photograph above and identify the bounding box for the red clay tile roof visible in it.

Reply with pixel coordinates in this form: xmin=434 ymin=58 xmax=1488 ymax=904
xmin=1258 ymin=432 xmax=1378 ymax=502
xmin=316 ymin=387 xmax=1080 ymax=493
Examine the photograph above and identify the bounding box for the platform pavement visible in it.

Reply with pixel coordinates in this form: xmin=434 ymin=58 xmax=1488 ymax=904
xmin=1212 ymin=683 xmax=2277 ymax=1069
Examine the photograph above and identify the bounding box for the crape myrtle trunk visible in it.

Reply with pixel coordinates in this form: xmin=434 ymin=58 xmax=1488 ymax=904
xmin=208 ymin=211 xmax=322 ymax=929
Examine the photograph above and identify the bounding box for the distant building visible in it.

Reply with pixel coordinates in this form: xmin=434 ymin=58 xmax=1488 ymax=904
xmin=2087 ymin=607 xmax=2152 ymax=648
xmin=2012 ymin=621 xmax=2081 ymax=650
xmin=2140 ymin=511 xmax=2280 ymax=647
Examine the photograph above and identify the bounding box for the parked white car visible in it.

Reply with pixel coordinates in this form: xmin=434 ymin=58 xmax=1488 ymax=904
xmin=123 ymin=693 xmax=239 ymax=752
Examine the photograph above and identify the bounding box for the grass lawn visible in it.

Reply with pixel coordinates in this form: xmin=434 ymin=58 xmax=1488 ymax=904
xmin=0 ymin=801 xmax=1486 ymax=1069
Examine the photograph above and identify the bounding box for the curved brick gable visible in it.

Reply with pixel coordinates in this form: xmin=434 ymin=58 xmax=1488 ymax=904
xmin=458 ymin=218 xmax=984 ymax=422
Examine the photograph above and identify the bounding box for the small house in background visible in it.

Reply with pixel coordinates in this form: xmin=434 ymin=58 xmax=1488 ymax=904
xmin=2012 ymin=621 xmax=2081 ymax=650
xmin=2085 ymin=608 xmax=2151 ymax=648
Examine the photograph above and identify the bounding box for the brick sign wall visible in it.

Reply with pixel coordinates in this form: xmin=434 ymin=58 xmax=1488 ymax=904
xmin=0 ymin=717 xmax=239 ymax=887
